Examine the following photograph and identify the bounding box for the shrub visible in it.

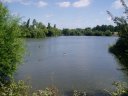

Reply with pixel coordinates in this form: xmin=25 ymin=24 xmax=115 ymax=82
xmin=106 ymin=81 xmax=128 ymax=96
xmin=0 ymin=3 xmax=24 ymax=83
xmin=0 ymin=80 xmax=59 ymax=96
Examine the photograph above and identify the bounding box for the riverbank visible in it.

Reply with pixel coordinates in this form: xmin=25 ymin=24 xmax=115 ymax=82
xmin=0 ymin=80 xmax=128 ymax=96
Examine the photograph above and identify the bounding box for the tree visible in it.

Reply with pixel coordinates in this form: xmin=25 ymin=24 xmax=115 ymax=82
xmin=26 ymin=18 xmax=30 ymax=28
xmin=0 ymin=3 xmax=24 ymax=82
xmin=107 ymin=0 xmax=128 ymax=38
xmin=84 ymin=27 xmax=93 ymax=36
xmin=104 ymin=30 xmax=112 ymax=36
xmin=54 ymin=24 xmax=56 ymax=28
xmin=47 ymin=22 xmax=51 ymax=29
xmin=32 ymin=19 xmax=37 ymax=28
xmin=107 ymin=0 xmax=128 ymax=55
xmin=20 ymin=19 xmax=61 ymax=38
xmin=35 ymin=22 xmax=48 ymax=38
xmin=62 ymin=29 xmax=70 ymax=36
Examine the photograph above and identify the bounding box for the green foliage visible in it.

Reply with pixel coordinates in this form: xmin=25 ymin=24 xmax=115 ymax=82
xmin=32 ymin=19 xmax=37 ymax=28
xmin=84 ymin=27 xmax=93 ymax=36
xmin=107 ymin=1 xmax=128 ymax=90
xmin=0 ymin=80 xmax=31 ymax=96
xmin=26 ymin=18 xmax=30 ymax=28
xmin=62 ymin=29 xmax=70 ymax=36
xmin=93 ymin=30 xmax=103 ymax=36
xmin=109 ymin=38 xmax=128 ymax=54
xmin=47 ymin=22 xmax=51 ymax=29
xmin=0 ymin=80 xmax=59 ymax=96
xmin=107 ymin=81 xmax=128 ymax=96
xmin=62 ymin=25 xmax=114 ymax=36
xmin=20 ymin=20 xmax=60 ymax=38
xmin=113 ymin=17 xmax=128 ymax=38
xmin=108 ymin=0 xmax=128 ymax=58
xmin=0 ymin=80 xmax=128 ymax=96
xmin=104 ymin=30 xmax=112 ymax=36
xmin=0 ymin=3 xmax=8 ymax=24
xmin=47 ymin=23 xmax=61 ymax=37
xmin=54 ymin=24 xmax=56 ymax=28
xmin=0 ymin=3 xmax=24 ymax=82
xmin=20 ymin=18 xmax=115 ymax=37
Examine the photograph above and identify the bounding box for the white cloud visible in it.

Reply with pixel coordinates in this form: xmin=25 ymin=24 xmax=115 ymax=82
xmin=1 ymin=0 xmax=32 ymax=5
xmin=57 ymin=1 xmax=71 ymax=8
xmin=72 ymin=0 xmax=90 ymax=8
xmin=1 ymin=0 xmax=15 ymax=3
xmin=36 ymin=1 xmax=47 ymax=8
xmin=112 ymin=0 xmax=123 ymax=9
xmin=57 ymin=0 xmax=91 ymax=8
xmin=1 ymin=0 xmax=48 ymax=7
xmin=45 ymin=14 xmax=54 ymax=18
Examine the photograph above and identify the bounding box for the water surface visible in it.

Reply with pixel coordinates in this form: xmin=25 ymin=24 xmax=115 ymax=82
xmin=15 ymin=36 xmax=128 ymax=94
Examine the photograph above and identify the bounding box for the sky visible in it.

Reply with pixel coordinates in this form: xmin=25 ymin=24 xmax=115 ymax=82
xmin=0 ymin=0 xmax=128 ymax=29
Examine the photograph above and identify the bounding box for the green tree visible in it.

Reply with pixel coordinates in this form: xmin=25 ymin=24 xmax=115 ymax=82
xmin=20 ymin=19 xmax=61 ymax=38
xmin=35 ymin=22 xmax=48 ymax=38
xmin=84 ymin=27 xmax=93 ymax=36
xmin=46 ymin=23 xmax=61 ymax=36
xmin=62 ymin=29 xmax=70 ymax=36
xmin=0 ymin=3 xmax=24 ymax=82
xmin=54 ymin=24 xmax=56 ymax=28
xmin=107 ymin=0 xmax=128 ymax=56
xmin=104 ymin=30 xmax=112 ymax=36
xmin=26 ymin=18 xmax=30 ymax=28
xmin=93 ymin=30 xmax=103 ymax=36
xmin=47 ymin=22 xmax=51 ymax=29
xmin=32 ymin=19 xmax=37 ymax=28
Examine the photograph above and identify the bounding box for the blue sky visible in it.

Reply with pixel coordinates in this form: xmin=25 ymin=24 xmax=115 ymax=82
xmin=1 ymin=0 xmax=128 ymax=29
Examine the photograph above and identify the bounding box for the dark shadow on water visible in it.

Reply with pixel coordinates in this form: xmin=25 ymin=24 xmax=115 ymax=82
xmin=109 ymin=43 xmax=128 ymax=72
xmin=109 ymin=38 xmax=128 ymax=71
xmin=112 ymin=53 xmax=128 ymax=71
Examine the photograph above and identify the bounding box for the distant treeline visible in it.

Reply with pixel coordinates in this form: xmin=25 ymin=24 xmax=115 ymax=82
xmin=20 ymin=19 xmax=61 ymax=38
xmin=20 ymin=19 xmax=119 ymax=38
xmin=62 ymin=25 xmax=119 ymax=36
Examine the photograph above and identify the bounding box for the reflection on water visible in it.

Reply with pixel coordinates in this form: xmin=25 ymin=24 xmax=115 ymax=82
xmin=113 ymin=53 xmax=128 ymax=76
xmin=118 ymin=54 xmax=128 ymax=68
xmin=15 ymin=36 xmax=128 ymax=95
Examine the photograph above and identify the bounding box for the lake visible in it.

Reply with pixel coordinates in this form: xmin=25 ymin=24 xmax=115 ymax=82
xmin=15 ymin=36 xmax=128 ymax=95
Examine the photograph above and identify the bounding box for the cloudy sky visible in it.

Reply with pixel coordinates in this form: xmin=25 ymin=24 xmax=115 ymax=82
xmin=1 ymin=0 xmax=128 ymax=28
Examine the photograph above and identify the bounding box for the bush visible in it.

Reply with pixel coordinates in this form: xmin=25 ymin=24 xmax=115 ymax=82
xmin=93 ymin=30 xmax=103 ymax=36
xmin=107 ymin=81 xmax=128 ymax=96
xmin=107 ymin=0 xmax=128 ymax=57
xmin=104 ymin=30 xmax=112 ymax=36
xmin=109 ymin=38 xmax=128 ymax=55
xmin=0 ymin=80 xmax=59 ymax=96
xmin=0 ymin=3 xmax=24 ymax=83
